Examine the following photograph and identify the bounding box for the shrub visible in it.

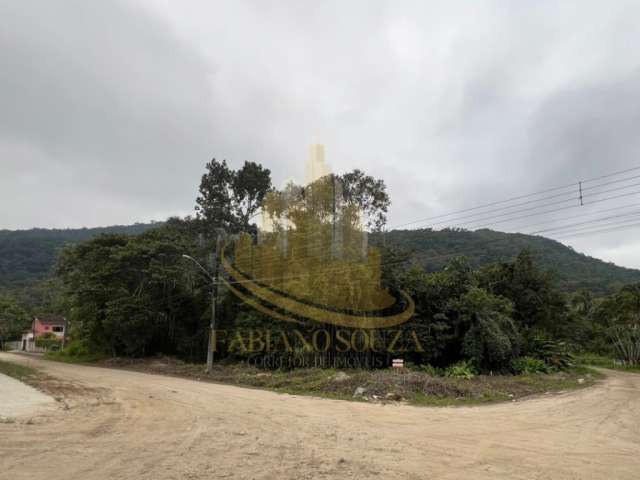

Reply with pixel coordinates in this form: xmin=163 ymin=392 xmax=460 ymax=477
xmin=64 ymin=339 xmax=90 ymax=357
xmin=610 ymin=325 xmax=640 ymax=366
xmin=445 ymin=360 xmax=477 ymax=379
xmin=46 ymin=339 xmax=104 ymax=363
xmin=523 ymin=332 xmax=573 ymax=370
xmin=512 ymin=356 xmax=551 ymax=375
xmin=35 ymin=332 xmax=62 ymax=350
xmin=412 ymin=364 xmax=442 ymax=376
xmin=452 ymin=288 xmax=521 ymax=371
xmin=574 ymin=352 xmax=615 ymax=368
xmin=463 ymin=314 xmax=521 ymax=371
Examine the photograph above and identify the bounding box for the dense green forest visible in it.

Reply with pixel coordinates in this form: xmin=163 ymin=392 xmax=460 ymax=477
xmin=0 ymin=223 xmax=161 ymax=288
xmin=1 ymin=157 xmax=639 ymax=370
xmin=374 ymin=228 xmax=640 ymax=295
xmin=1 ymin=222 xmax=638 ymax=295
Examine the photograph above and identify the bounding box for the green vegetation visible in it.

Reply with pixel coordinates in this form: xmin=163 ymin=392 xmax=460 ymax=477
xmin=374 ymin=228 xmax=640 ymax=295
xmin=3 ymin=225 xmax=640 ymax=296
xmin=445 ymin=360 xmax=477 ymax=379
xmin=46 ymin=340 xmax=106 ymax=363
xmin=93 ymin=356 xmax=600 ymax=406
xmin=2 ymin=154 xmax=640 ymax=382
xmin=35 ymin=332 xmax=62 ymax=350
xmin=0 ymin=294 xmax=30 ymax=348
xmin=0 ymin=359 xmax=39 ymax=382
xmin=512 ymin=356 xmax=551 ymax=375
xmin=575 ymin=353 xmax=640 ymax=373
xmin=195 ymin=158 xmax=272 ymax=233
xmin=0 ymin=223 xmax=161 ymax=290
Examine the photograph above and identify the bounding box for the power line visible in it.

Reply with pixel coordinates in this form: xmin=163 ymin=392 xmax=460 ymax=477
xmin=390 ymin=165 xmax=640 ymax=229
xmin=410 ymin=179 xmax=640 ymax=231
xmin=529 ymin=210 xmax=640 ymax=235
xmin=237 ymin=178 xmax=640 ymax=269
xmin=216 ymin=166 xmax=640 ymax=285
xmin=499 ymin=201 xmax=640 ymax=232
xmin=554 ymin=220 xmax=640 ymax=239
xmin=226 ymin=167 xmax=640 ymax=268
xmin=226 ymin=187 xmax=640 ymax=279
xmin=464 ymin=188 xmax=640 ymax=230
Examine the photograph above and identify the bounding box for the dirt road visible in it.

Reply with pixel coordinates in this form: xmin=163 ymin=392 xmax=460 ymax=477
xmin=0 ymin=353 xmax=638 ymax=480
xmin=0 ymin=370 xmax=55 ymax=418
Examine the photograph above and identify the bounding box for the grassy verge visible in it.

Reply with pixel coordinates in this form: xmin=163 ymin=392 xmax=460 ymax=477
xmin=95 ymin=356 xmax=601 ymax=406
xmin=46 ymin=350 xmax=106 ymax=364
xmin=0 ymin=359 xmax=40 ymax=382
xmin=45 ymin=340 xmax=106 ymax=364
xmin=575 ymin=353 xmax=640 ymax=373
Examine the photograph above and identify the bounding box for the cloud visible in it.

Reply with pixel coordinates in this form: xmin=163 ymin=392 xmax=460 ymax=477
xmin=0 ymin=0 xmax=215 ymax=227
xmin=2 ymin=0 xmax=640 ymax=268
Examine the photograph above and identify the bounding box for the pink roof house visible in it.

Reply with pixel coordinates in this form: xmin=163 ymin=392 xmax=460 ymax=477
xmin=21 ymin=315 xmax=67 ymax=352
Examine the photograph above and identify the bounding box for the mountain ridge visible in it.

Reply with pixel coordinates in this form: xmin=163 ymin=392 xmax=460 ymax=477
xmin=1 ymin=223 xmax=638 ymax=295
xmin=375 ymin=228 xmax=640 ymax=295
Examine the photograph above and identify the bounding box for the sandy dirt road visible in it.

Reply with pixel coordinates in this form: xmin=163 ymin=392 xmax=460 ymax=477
xmin=0 ymin=371 xmax=55 ymax=418
xmin=0 ymin=353 xmax=638 ymax=480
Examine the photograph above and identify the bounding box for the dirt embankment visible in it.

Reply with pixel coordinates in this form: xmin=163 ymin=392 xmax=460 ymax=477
xmin=1 ymin=352 xmax=639 ymax=480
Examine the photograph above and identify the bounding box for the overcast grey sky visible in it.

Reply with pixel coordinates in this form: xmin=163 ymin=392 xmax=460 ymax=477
xmin=2 ymin=0 xmax=640 ymax=267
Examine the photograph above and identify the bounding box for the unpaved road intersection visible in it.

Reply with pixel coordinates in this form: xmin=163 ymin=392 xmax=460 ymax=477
xmin=0 ymin=353 xmax=638 ymax=479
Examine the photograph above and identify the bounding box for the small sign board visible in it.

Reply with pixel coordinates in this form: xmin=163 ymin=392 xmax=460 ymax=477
xmin=392 ymin=358 xmax=404 ymax=369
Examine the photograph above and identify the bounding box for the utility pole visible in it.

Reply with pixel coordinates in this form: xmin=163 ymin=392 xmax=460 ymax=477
xmin=182 ymin=228 xmax=225 ymax=374
xmin=579 ymin=181 xmax=584 ymax=206
xmin=207 ymin=233 xmax=223 ymax=373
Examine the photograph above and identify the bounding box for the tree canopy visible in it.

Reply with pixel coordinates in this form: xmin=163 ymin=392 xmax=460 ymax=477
xmin=195 ymin=159 xmax=272 ymax=234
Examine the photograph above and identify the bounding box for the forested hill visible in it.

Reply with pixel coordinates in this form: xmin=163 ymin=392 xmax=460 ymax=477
xmin=1 ymin=223 xmax=639 ymax=295
xmin=374 ymin=228 xmax=640 ymax=295
xmin=0 ymin=223 xmax=161 ymax=288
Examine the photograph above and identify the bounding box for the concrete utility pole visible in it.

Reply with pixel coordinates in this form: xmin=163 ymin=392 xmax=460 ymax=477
xmin=207 ymin=233 xmax=223 ymax=372
xmin=182 ymin=229 xmax=224 ymax=374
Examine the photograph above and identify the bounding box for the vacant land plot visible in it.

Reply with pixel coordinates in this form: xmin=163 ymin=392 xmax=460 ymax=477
xmin=0 ymin=352 xmax=639 ymax=479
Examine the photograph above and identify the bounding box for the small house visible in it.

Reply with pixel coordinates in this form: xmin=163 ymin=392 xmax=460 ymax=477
xmin=21 ymin=315 xmax=67 ymax=352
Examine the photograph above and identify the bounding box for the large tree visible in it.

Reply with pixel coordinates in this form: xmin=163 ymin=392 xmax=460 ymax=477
xmin=340 ymin=169 xmax=390 ymax=231
xmin=596 ymin=284 xmax=640 ymax=364
xmin=0 ymin=294 xmax=30 ymax=347
xmin=195 ymin=159 xmax=272 ymax=234
xmin=478 ymin=249 xmax=567 ymax=333
xmin=56 ymin=225 xmax=212 ymax=359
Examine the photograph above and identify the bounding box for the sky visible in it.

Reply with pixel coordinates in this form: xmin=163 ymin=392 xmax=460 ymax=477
xmin=1 ymin=0 xmax=640 ymax=268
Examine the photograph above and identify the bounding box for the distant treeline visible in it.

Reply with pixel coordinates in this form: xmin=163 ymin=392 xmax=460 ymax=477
xmin=0 ymin=223 xmax=161 ymax=288
xmin=374 ymin=228 xmax=640 ymax=295
xmin=29 ymin=219 xmax=638 ymax=370
xmin=2 ymin=157 xmax=639 ymax=369
xmin=2 ymin=223 xmax=639 ymax=295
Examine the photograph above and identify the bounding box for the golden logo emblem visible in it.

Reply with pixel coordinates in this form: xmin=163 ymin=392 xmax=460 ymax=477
xmin=221 ymin=145 xmax=414 ymax=329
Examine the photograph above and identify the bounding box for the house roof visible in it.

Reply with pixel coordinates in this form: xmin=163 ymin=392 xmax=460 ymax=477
xmin=35 ymin=315 xmax=66 ymax=326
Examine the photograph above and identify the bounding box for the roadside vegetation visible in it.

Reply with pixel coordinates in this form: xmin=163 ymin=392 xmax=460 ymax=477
xmin=2 ymin=156 xmax=639 ymax=397
xmin=0 ymin=359 xmax=39 ymax=382
xmin=88 ymin=356 xmax=601 ymax=406
xmin=46 ymin=340 xmax=106 ymax=363
xmin=575 ymin=353 xmax=640 ymax=373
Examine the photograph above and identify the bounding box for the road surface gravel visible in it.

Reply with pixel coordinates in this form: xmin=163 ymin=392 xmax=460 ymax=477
xmin=0 ymin=352 xmax=638 ymax=479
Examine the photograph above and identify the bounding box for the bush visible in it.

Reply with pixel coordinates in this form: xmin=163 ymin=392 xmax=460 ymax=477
xmin=35 ymin=332 xmax=62 ymax=350
xmin=46 ymin=339 xmax=104 ymax=363
xmin=452 ymin=288 xmax=521 ymax=371
xmin=523 ymin=332 xmax=574 ymax=370
xmin=574 ymin=352 xmax=615 ymax=368
xmin=445 ymin=360 xmax=477 ymax=379
xmin=411 ymin=364 xmax=442 ymax=376
xmin=512 ymin=356 xmax=551 ymax=375
xmin=463 ymin=314 xmax=521 ymax=371
xmin=609 ymin=325 xmax=640 ymax=366
xmin=64 ymin=339 xmax=90 ymax=357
